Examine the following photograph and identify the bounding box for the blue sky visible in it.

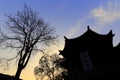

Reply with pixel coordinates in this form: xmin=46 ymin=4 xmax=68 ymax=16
xmin=1 ymin=0 xmax=120 ymax=46
xmin=0 ymin=0 xmax=120 ymax=80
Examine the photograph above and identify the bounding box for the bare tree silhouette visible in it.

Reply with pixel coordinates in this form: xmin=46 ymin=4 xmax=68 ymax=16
xmin=0 ymin=4 xmax=57 ymax=80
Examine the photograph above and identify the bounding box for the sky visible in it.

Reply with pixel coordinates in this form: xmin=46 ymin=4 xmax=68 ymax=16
xmin=0 ymin=0 xmax=120 ymax=80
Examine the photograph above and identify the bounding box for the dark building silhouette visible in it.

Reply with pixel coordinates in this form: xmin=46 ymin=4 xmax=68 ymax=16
xmin=60 ymin=26 xmax=120 ymax=80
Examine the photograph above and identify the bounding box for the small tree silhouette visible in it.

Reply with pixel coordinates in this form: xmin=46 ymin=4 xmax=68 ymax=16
xmin=0 ymin=4 xmax=57 ymax=80
xmin=34 ymin=53 xmax=67 ymax=80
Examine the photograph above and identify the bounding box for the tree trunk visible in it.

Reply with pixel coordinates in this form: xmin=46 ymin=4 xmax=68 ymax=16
xmin=14 ymin=66 xmax=23 ymax=80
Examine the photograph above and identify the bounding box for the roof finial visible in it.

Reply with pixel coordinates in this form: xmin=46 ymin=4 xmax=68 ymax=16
xmin=87 ymin=25 xmax=90 ymax=31
xmin=64 ymin=36 xmax=68 ymax=40
xmin=109 ymin=30 xmax=113 ymax=34
xmin=108 ymin=30 xmax=115 ymax=36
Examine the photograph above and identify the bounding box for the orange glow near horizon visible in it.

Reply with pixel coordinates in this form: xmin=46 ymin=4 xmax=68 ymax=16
xmin=0 ymin=42 xmax=64 ymax=80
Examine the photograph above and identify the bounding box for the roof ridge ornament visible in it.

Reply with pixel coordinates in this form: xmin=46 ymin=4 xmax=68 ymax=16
xmin=108 ymin=30 xmax=115 ymax=36
xmin=109 ymin=30 xmax=113 ymax=34
xmin=64 ymin=36 xmax=69 ymax=40
xmin=87 ymin=25 xmax=90 ymax=31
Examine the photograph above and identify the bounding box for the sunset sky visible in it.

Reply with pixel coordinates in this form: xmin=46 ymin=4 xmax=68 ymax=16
xmin=0 ymin=0 xmax=120 ymax=80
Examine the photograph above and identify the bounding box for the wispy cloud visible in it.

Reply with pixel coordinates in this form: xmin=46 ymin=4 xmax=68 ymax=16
xmin=66 ymin=17 xmax=90 ymax=38
xmin=66 ymin=20 xmax=81 ymax=37
xmin=91 ymin=1 xmax=120 ymax=31
xmin=67 ymin=1 xmax=120 ymax=37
